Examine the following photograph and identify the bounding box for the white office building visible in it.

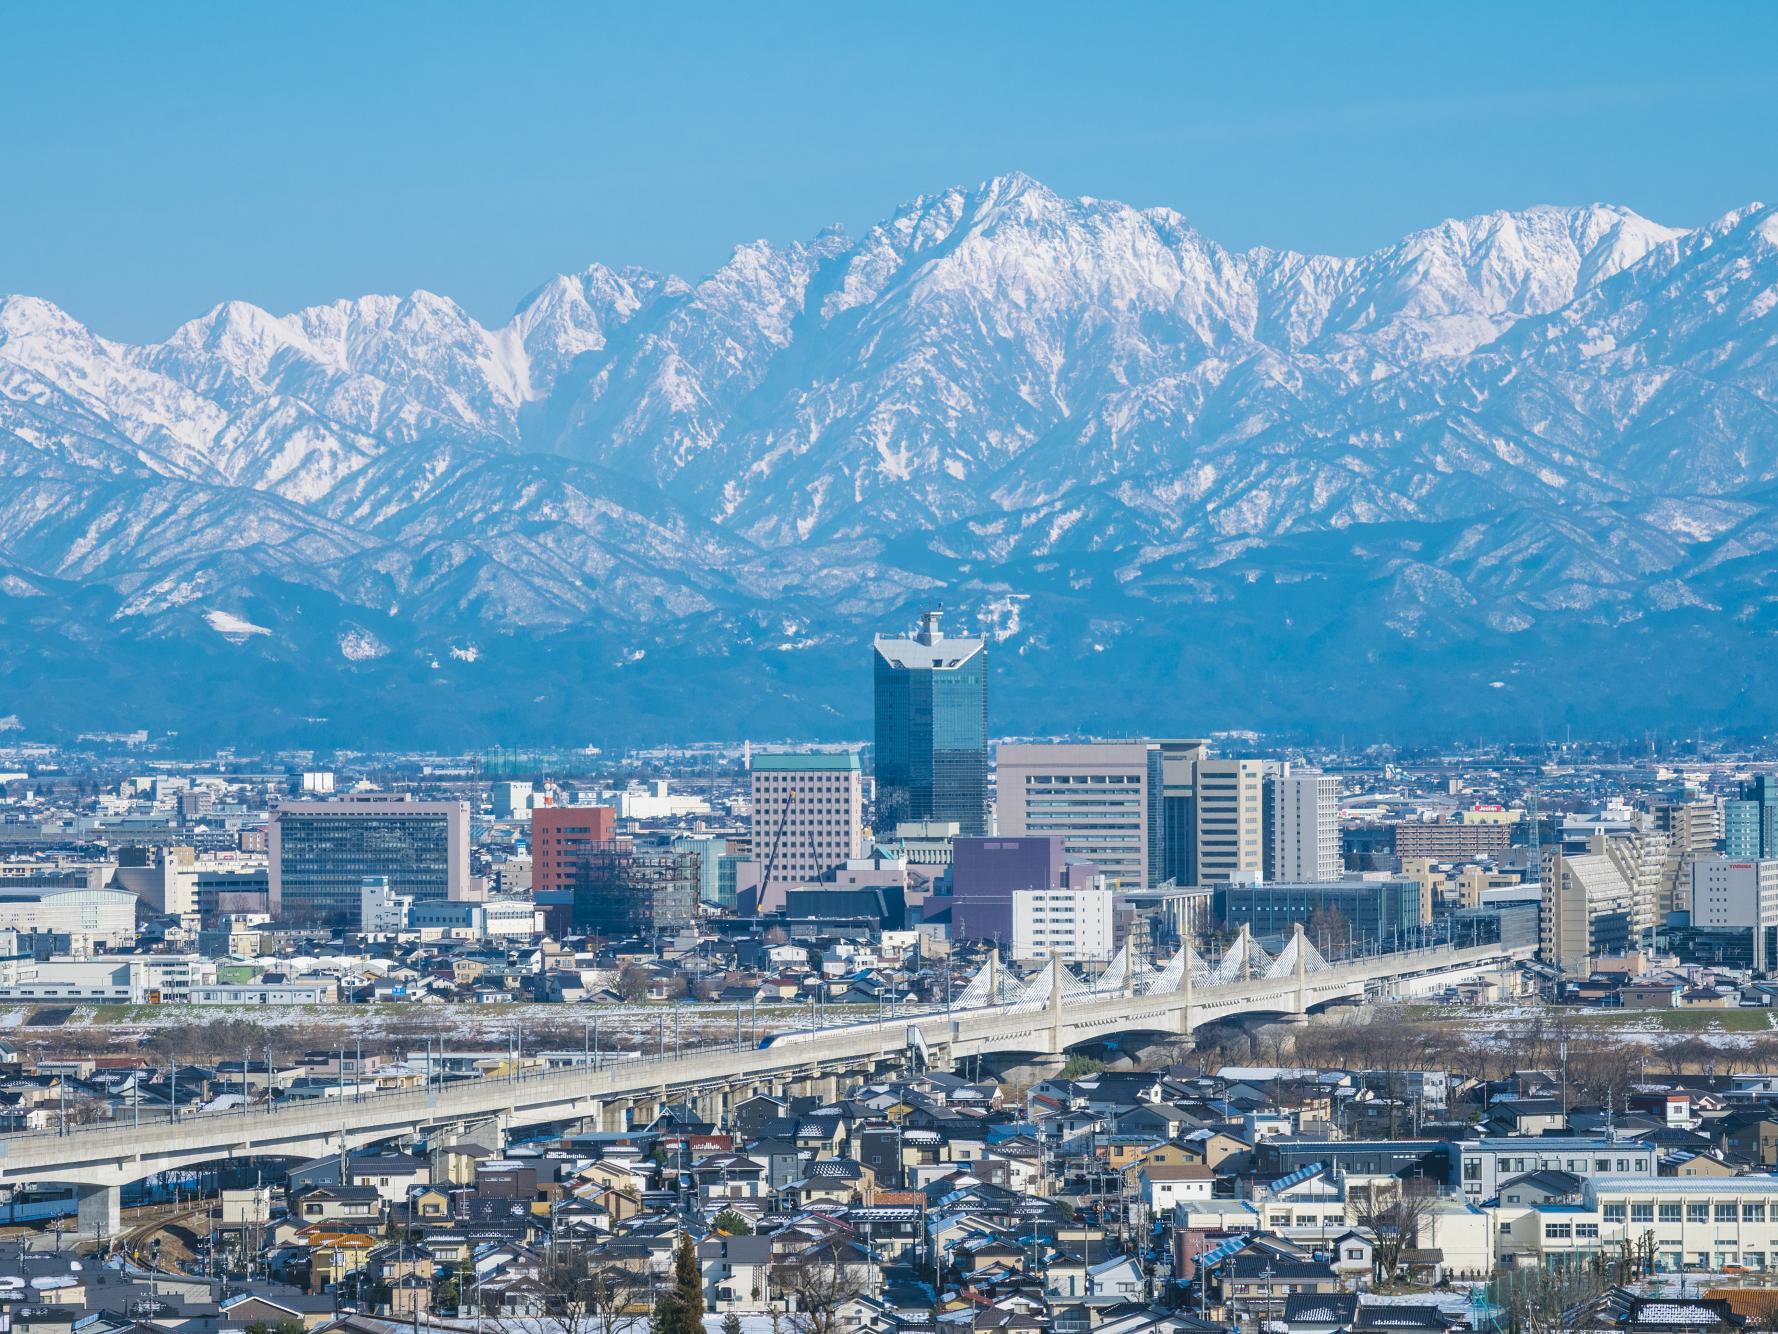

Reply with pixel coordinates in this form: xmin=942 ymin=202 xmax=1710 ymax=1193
xmin=360 ymin=876 xmax=413 ymax=934
xmin=1265 ymin=769 xmax=1341 ymax=883
xmin=1012 ymin=886 xmax=1115 ymax=963
xmin=1691 ymin=855 xmax=1778 ymax=970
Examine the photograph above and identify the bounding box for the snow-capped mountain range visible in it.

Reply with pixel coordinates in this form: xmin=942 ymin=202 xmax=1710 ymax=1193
xmin=4 ymin=173 xmax=1777 ymax=746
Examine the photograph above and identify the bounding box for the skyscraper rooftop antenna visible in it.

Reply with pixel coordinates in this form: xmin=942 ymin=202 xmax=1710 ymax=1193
xmin=916 ymin=607 xmax=944 ymax=645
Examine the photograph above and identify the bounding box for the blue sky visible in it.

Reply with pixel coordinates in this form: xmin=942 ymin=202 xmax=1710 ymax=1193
xmin=3 ymin=3 xmax=1775 ymax=342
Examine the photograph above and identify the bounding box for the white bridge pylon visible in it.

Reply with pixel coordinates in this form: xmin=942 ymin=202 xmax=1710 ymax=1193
xmin=1209 ymin=930 xmax=1275 ymax=984
xmin=955 ymin=923 xmax=1330 ymax=1011
xmin=1088 ymin=943 xmax=1154 ymax=995
xmin=1008 ymin=959 xmax=1093 ymax=1012
xmin=1265 ymin=930 xmax=1331 ymax=979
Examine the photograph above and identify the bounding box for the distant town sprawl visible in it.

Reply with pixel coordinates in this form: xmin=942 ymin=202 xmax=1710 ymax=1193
xmin=0 ymin=610 xmax=1777 ymax=1332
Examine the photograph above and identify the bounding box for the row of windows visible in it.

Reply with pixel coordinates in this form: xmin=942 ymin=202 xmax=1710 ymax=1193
xmin=1023 ymin=775 xmax=1141 ymax=784
xmin=1602 ymin=1201 xmax=1770 ymax=1222
xmin=1468 ymin=1155 xmax=1646 ymax=1177
xmin=1544 ymin=1223 xmax=1602 ymax=1239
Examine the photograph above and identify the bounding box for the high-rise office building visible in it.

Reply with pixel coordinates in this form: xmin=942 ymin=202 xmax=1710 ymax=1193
xmin=1264 ymin=769 xmax=1341 ymax=883
xmin=748 ymin=752 xmax=866 ymax=911
xmin=269 ymin=793 xmax=470 ymax=926
xmin=531 ymin=805 xmax=617 ymax=934
xmin=1725 ymin=777 xmax=1778 ymax=859
xmin=1193 ymin=758 xmax=1273 ymax=886
xmin=995 ymin=742 xmax=1164 ymax=887
xmin=873 ymin=610 xmax=988 ymax=837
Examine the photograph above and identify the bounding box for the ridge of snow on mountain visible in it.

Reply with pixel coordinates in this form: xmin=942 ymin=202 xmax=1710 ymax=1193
xmin=1 ymin=173 xmax=1776 ymax=745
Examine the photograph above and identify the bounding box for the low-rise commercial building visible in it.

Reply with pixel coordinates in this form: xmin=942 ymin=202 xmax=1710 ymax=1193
xmin=1011 ymin=886 xmax=1114 ymax=963
xmin=0 ymin=954 xmax=211 ymax=1004
xmin=1504 ymin=1175 xmax=1778 ymax=1274
xmin=1213 ymin=879 xmax=1423 ymax=948
xmin=0 ymin=884 xmax=137 ymax=953
xmin=189 ymin=981 xmax=337 ymax=1005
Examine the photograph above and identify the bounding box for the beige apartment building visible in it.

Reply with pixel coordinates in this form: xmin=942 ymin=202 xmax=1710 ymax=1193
xmin=1193 ymin=758 xmax=1270 ymax=886
xmin=1540 ymin=829 xmax=1667 ymax=973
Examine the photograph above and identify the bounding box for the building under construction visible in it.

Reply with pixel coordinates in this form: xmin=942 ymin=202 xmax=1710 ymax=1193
xmin=571 ymin=837 xmax=698 ymax=938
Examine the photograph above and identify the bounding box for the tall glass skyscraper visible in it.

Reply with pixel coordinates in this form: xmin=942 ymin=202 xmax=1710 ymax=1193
xmin=873 ymin=609 xmax=988 ymax=837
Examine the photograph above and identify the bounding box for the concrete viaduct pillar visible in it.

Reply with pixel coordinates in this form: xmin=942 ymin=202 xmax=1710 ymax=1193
xmin=1047 ymin=956 xmax=1064 ymax=1056
xmin=1178 ymin=939 xmax=1195 ymax=1037
xmin=1295 ymin=921 xmax=1308 ymax=1016
xmin=77 ymin=1183 xmax=120 ymax=1243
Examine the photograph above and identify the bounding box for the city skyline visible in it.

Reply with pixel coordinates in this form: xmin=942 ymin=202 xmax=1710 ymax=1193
xmin=11 ymin=8 xmax=1778 ymax=1321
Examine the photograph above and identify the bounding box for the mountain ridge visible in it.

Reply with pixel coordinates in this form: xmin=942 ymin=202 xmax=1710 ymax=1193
xmin=2 ymin=175 xmax=1776 ymax=748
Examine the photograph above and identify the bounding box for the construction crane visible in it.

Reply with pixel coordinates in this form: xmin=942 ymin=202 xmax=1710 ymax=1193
xmin=759 ymin=787 xmax=798 ymax=892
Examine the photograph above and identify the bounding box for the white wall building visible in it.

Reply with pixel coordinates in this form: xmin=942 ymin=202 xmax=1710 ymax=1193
xmin=0 ymin=884 xmax=138 ymax=953
xmin=610 ymin=780 xmax=711 ymax=821
xmin=1691 ymin=855 xmax=1778 ymax=969
xmin=1265 ymin=769 xmax=1341 ymax=882
xmin=0 ymin=954 xmax=212 ymax=1004
xmin=405 ymin=897 xmax=543 ymax=939
xmin=490 ymin=781 xmax=534 ymax=821
xmin=1503 ymin=1175 xmax=1778 ymax=1274
xmin=189 ymin=982 xmax=335 ymax=1005
xmin=1458 ymin=1136 xmax=1656 ymax=1201
xmin=1011 ymin=886 xmax=1114 ymax=963
xmin=359 ymin=876 xmax=413 ymax=933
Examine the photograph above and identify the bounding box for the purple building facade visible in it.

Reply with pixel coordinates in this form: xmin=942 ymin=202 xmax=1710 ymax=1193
xmin=937 ymin=835 xmax=1098 ymax=943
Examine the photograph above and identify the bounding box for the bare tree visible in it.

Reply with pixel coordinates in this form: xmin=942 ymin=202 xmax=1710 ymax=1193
xmin=615 ymin=965 xmax=653 ymax=1004
xmin=1350 ymin=1177 xmax=1439 ymax=1285
xmin=537 ymin=1245 xmax=653 ymax=1334
xmin=1654 ymin=1033 xmax=1708 ymax=1078
xmin=770 ymin=1242 xmax=869 ymax=1334
xmin=1566 ymin=1038 xmax=1639 ymax=1114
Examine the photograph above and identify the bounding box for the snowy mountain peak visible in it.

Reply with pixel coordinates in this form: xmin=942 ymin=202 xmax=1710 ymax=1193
xmin=3 ymin=178 xmax=1778 ymax=745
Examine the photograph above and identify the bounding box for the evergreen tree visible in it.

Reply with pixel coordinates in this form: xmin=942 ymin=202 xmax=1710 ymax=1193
xmin=711 ymin=1207 xmax=754 ymax=1235
xmin=652 ymin=1233 xmax=704 ymax=1334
